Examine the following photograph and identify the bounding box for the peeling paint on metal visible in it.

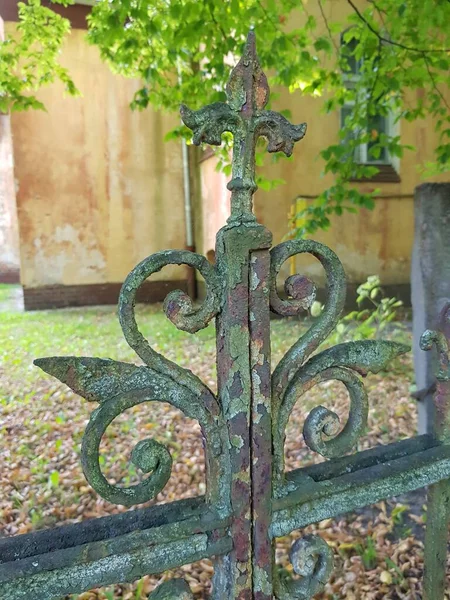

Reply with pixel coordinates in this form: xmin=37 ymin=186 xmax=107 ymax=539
xmin=4 ymin=26 xmax=446 ymax=600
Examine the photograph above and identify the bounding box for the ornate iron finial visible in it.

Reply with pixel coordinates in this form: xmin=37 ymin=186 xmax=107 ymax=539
xmin=180 ymin=29 xmax=307 ymax=223
xmin=225 ymin=28 xmax=269 ymax=114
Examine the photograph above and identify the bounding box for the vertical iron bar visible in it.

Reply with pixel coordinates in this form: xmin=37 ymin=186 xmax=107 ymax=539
xmin=210 ymin=31 xmax=275 ymax=598
xmin=179 ymin=28 xmax=305 ymax=598
xmin=423 ymin=304 xmax=450 ymax=600
xmin=423 ymin=480 xmax=450 ymax=599
xmin=214 ymin=220 xmax=272 ymax=599
xmin=249 ymin=244 xmax=274 ymax=599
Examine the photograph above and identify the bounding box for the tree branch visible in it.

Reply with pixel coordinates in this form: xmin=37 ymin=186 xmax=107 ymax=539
xmin=255 ymin=0 xmax=281 ymax=34
xmin=347 ymin=0 xmax=450 ymax=53
xmin=204 ymin=0 xmax=228 ymax=44
xmin=367 ymin=38 xmax=383 ymax=114
xmin=318 ymin=0 xmax=339 ymax=53
xmin=422 ymin=53 xmax=450 ymax=113
xmin=368 ymin=0 xmax=388 ymax=31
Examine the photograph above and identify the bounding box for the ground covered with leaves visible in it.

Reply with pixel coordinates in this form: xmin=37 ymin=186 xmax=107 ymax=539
xmin=1 ymin=284 xmax=449 ymax=599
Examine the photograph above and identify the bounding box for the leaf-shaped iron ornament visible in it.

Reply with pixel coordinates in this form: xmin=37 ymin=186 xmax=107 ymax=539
xmin=34 ymin=356 xmax=225 ymax=506
xmin=34 ymin=248 xmax=231 ymax=511
xmin=181 ymin=29 xmax=306 ymax=223
xmin=28 ymin=30 xmax=425 ymax=600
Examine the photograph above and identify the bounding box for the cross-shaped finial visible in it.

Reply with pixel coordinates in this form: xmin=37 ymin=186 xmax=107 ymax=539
xmin=181 ymin=29 xmax=307 ymax=223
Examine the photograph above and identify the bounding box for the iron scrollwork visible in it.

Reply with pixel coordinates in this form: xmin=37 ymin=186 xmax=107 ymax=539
xmin=29 ymin=29 xmax=418 ymax=600
xmin=275 ymin=535 xmax=334 ymax=600
xmin=270 ymin=239 xmax=408 ymax=481
xmin=35 ymin=249 xmax=228 ymax=510
xmin=420 ymin=304 xmax=450 ymax=383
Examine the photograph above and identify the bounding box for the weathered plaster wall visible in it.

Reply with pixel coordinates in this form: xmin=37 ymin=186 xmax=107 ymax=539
xmin=197 ymin=0 xmax=449 ymax=293
xmin=0 ymin=113 xmax=20 ymax=282
xmin=8 ymin=26 xmax=186 ymax=291
xmin=252 ymin=79 xmax=449 ymax=289
xmin=0 ymin=18 xmax=20 ymax=282
xmin=5 ymin=2 xmax=449 ymax=304
xmin=199 ymin=156 xmax=230 ymax=258
xmin=198 ymin=91 xmax=447 ymax=291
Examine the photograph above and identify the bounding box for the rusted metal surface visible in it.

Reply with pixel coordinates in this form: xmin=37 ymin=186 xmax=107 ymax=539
xmin=1 ymin=29 xmax=450 ymax=600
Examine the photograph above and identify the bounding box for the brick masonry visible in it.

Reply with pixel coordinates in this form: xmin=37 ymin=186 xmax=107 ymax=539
xmin=0 ymin=268 xmax=20 ymax=284
xmin=23 ymin=280 xmax=189 ymax=311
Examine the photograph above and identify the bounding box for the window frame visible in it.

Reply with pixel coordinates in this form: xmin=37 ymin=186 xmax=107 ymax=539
xmin=339 ymin=32 xmax=400 ymax=180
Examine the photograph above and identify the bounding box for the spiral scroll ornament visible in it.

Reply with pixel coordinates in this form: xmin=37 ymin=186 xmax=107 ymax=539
xmin=270 ymin=239 xmax=347 ymax=399
xmin=275 ymin=535 xmax=334 ymax=600
xmin=420 ymin=304 xmax=450 ymax=382
xmin=119 ymin=249 xmax=221 ymax=397
xmin=81 ymin=393 xmax=173 ymax=506
xmin=301 ymin=367 xmax=368 ymax=459
xmin=270 ymin=239 xmax=409 ymax=481
xmin=34 ymin=249 xmax=230 ymax=508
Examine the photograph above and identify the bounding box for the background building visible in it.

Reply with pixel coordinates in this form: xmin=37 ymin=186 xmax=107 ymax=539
xmin=1 ymin=0 xmax=448 ymax=309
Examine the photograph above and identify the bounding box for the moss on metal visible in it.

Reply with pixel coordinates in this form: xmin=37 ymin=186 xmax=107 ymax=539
xmin=1 ymin=28 xmax=445 ymax=600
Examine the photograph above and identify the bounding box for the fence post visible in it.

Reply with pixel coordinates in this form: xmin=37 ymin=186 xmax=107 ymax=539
xmin=411 ymin=183 xmax=450 ymax=434
xmin=422 ymin=304 xmax=450 ymax=599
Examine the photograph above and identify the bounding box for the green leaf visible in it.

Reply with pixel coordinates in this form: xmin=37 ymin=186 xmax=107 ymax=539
xmin=314 ymin=37 xmax=332 ymax=53
xmin=49 ymin=471 xmax=60 ymax=488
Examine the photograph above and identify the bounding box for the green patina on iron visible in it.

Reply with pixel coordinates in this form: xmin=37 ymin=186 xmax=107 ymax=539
xmin=1 ymin=28 xmax=449 ymax=600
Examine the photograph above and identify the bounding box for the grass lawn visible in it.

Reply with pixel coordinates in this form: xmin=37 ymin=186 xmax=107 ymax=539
xmin=1 ymin=285 xmax=447 ymax=599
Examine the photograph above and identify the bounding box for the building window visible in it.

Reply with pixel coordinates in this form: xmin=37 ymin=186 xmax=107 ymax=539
xmin=340 ymin=33 xmax=399 ymax=178
xmin=340 ymin=106 xmax=393 ymax=165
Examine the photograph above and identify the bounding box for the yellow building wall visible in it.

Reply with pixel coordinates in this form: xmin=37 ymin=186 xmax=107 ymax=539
xmin=6 ymin=0 xmax=449 ymax=300
xmin=198 ymin=0 xmax=449 ymax=290
xmin=199 ymin=96 xmax=446 ymax=289
xmin=252 ymin=88 xmax=417 ymax=287
xmin=7 ymin=25 xmax=187 ymax=290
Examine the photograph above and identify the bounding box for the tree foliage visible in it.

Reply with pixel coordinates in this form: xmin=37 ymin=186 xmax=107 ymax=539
xmin=2 ymin=0 xmax=449 ymax=235
xmin=0 ymin=0 xmax=79 ymax=112
xmin=86 ymin=0 xmax=450 ymax=235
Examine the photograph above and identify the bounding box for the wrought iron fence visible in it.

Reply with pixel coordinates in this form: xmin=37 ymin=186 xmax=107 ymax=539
xmin=1 ymin=29 xmax=450 ymax=600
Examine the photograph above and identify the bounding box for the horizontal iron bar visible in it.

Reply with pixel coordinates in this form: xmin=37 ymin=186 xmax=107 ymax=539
xmin=0 ymin=496 xmax=231 ymax=598
xmin=0 ymin=510 xmax=229 ymax=583
xmin=11 ymin=435 xmax=427 ymax=565
xmin=0 ymin=495 xmax=205 ymax=563
xmin=0 ymin=532 xmax=232 ymax=600
xmin=2 ymin=436 xmax=444 ymax=597
xmin=297 ymin=434 xmax=438 ymax=483
xmin=272 ymin=441 xmax=450 ymax=538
